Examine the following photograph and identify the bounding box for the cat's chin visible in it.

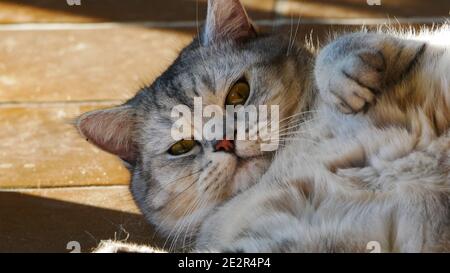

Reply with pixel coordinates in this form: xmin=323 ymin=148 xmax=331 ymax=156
xmin=226 ymin=140 xmax=273 ymax=193
xmin=234 ymin=140 xmax=265 ymax=159
xmin=229 ymin=156 xmax=271 ymax=194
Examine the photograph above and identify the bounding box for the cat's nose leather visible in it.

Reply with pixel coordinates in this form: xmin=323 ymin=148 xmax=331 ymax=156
xmin=214 ymin=139 xmax=235 ymax=153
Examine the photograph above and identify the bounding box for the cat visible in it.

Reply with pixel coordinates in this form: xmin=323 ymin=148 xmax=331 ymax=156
xmin=77 ymin=0 xmax=450 ymax=252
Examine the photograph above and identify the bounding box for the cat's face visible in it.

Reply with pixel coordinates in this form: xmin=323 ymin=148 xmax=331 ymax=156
xmin=132 ymin=37 xmax=303 ymax=239
xmin=77 ymin=0 xmax=312 ymax=248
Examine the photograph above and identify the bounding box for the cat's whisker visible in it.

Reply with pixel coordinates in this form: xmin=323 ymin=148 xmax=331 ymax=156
xmin=180 ymin=165 xmax=238 ymax=252
xmin=161 ymin=179 xmax=200 ymax=251
xmin=149 ymin=172 xmax=203 ymax=232
xmin=268 ymin=114 xmax=320 ymax=130
xmin=269 ymin=110 xmax=318 ymax=125
xmin=288 ymin=16 xmax=302 ymax=56
xmin=155 ymin=171 xmax=206 ymax=243
xmin=272 ymin=124 xmax=304 ymax=135
xmin=261 ymin=120 xmax=302 ymax=135
xmin=256 ymin=109 xmax=321 ymax=138
xmin=277 ymin=129 xmax=316 ymax=137
xmin=170 ymin=191 xmax=207 ymax=252
xmin=271 ymin=131 xmax=320 ymax=141
xmin=281 ymin=138 xmax=319 ymax=145
xmin=168 ymin=205 xmax=193 ymax=252
xmin=158 ymin=161 xmax=212 ymax=190
xmin=157 ymin=177 xmax=198 ymax=224
xmin=159 ymin=162 xmax=216 ymax=251
xmin=180 ymin=205 xmax=201 ymax=251
xmin=287 ymin=14 xmax=294 ymax=57
xmin=276 ymin=138 xmax=313 ymax=144
xmin=270 ymin=118 xmax=320 ymax=135
xmin=172 ymin=184 xmax=215 ymax=252
xmin=275 ymin=129 xmax=317 ymax=137
xmin=182 ymin=183 xmax=223 ymax=251
xmin=181 ymin=193 xmax=209 ymax=252
xmin=274 ymin=118 xmax=303 ymax=129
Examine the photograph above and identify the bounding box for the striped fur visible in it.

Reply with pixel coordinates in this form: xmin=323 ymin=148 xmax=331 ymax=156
xmin=81 ymin=1 xmax=450 ymax=253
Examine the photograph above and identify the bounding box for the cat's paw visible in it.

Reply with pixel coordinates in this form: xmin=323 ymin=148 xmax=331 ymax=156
xmin=93 ymin=240 xmax=165 ymax=253
xmin=321 ymin=49 xmax=386 ymax=114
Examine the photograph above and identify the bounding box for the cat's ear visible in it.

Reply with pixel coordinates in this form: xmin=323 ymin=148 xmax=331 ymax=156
xmin=202 ymin=0 xmax=257 ymax=46
xmin=76 ymin=105 xmax=137 ymax=164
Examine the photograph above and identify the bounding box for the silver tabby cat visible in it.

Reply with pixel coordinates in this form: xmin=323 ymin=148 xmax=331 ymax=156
xmin=77 ymin=0 xmax=450 ymax=252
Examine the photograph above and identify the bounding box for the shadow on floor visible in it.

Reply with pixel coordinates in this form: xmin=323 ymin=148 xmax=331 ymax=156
xmin=287 ymin=0 xmax=450 ymax=18
xmin=0 ymin=0 xmax=274 ymax=23
xmin=1 ymin=0 xmax=448 ymax=25
xmin=0 ymin=192 xmax=163 ymax=253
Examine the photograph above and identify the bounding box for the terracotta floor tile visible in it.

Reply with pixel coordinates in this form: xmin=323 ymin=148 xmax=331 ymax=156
xmin=276 ymin=0 xmax=450 ymax=19
xmin=0 ymin=0 xmax=274 ymax=23
xmin=0 ymin=187 xmax=162 ymax=253
xmin=0 ymin=26 xmax=194 ymax=102
xmin=0 ymin=103 xmax=130 ymax=188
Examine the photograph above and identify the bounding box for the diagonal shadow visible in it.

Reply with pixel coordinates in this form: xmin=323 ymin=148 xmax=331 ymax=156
xmin=0 ymin=192 xmax=163 ymax=253
xmin=0 ymin=0 xmax=274 ymax=23
xmin=285 ymin=0 xmax=450 ymax=18
xmin=0 ymin=0 xmax=445 ymax=39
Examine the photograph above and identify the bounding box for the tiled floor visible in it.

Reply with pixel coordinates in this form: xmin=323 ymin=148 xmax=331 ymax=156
xmin=0 ymin=0 xmax=448 ymax=253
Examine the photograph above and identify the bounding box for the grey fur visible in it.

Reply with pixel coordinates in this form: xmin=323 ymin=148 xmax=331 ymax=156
xmin=79 ymin=1 xmax=450 ymax=253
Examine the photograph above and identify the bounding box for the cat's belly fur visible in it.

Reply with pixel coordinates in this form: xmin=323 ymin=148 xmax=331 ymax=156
xmin=196 ymin=115 xmax=450 ymax=252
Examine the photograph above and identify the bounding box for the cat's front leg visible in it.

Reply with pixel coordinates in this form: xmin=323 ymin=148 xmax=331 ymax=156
xmin=315 ymin=32 xmax=426 ymax=114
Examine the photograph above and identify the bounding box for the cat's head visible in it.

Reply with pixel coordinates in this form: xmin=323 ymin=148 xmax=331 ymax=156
xmin=76 ymin=0 xmax=313 ymax=248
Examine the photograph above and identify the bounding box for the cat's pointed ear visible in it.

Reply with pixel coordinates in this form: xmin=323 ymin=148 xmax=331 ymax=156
xmin=202 ymin=0 xmax=257 ymax=46
xmin=76 ymin=105 xmax=137 ymax=164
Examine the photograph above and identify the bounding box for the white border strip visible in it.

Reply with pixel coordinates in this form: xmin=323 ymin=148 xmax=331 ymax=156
xmin=0 ymin=17 xmax=447 ymax=31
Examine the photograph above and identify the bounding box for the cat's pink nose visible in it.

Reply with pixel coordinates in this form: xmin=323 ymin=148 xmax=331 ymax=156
xmin=214 ymin=139 xmax=234 ymax=153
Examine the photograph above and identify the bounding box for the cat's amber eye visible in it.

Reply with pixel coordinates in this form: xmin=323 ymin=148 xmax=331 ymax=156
xmin=168 ymin=140 xmax=196 ymax=156
xmin=225 ymin=79 xmax=250 ymax=106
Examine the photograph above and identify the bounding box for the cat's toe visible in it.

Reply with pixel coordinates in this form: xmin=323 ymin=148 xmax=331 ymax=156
xmin=327 ymin=50 xmax=386 ymax=114
xmin=327 ymin=72 xmax=377 ymax=114
xmin=343 ymin=50 xmax=386 ymax=93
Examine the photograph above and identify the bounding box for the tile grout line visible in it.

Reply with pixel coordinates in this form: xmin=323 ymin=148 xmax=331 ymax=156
xmin=0 ymin=184 xmax=129 ymax=192
xmin=0 ymin=99 xmax=125 ymax=108
xmin=0 ymin=17 xmax=447 ymax=31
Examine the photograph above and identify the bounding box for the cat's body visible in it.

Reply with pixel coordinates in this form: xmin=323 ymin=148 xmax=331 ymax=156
xmin=195 ymin=27 xmax=450 ymax=253
xmin=78 ymin=0 xmax=450 ymax=253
